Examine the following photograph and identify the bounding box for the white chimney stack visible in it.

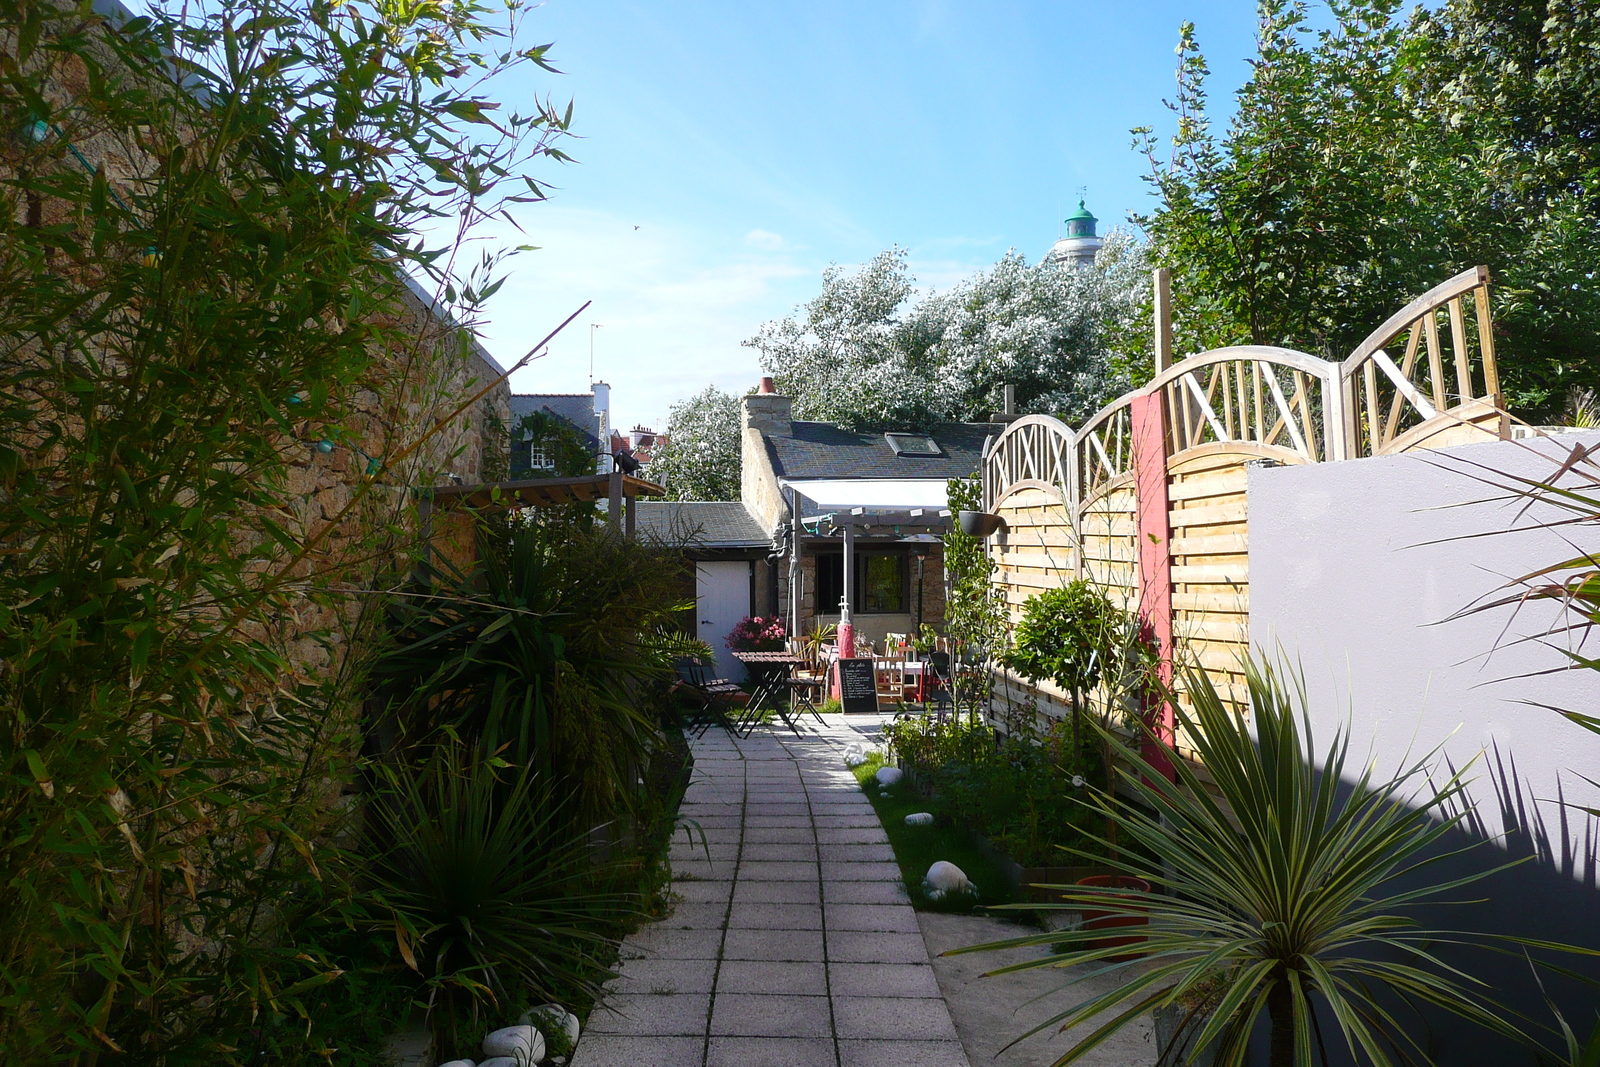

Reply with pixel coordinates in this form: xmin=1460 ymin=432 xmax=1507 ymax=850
xmin=592 ymin=381 xmax=612 ymax=473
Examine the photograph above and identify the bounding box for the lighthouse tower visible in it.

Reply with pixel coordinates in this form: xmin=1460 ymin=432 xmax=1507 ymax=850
xmin=1044 ymin=200 xmax=1102 ymax=267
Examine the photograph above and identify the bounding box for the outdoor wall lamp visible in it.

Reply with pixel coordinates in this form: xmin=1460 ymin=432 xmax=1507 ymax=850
xmin=957 ymin=510 xmax=1006 ymax=538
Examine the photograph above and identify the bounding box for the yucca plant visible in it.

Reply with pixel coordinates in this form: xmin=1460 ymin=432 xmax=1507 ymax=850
xmin=374 ymin=516 xmax=698 ymax=825
xmin=953 ymin=657 xmax=1530 ymax=1067
xmin=367 ymin=746 xmax=639 ymax=1060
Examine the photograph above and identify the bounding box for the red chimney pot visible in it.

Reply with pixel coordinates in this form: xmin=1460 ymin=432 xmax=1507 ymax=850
xmin=758 ymin=376 xmax=776 ymax=394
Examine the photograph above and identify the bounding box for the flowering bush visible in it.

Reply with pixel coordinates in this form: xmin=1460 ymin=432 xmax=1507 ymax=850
xmin=726 ymin=615 xmax=787 ymax=652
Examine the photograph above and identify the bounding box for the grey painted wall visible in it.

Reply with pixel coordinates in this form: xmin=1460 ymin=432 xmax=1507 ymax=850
xmin=1250 ymin=432 xmax=1600 ymax=1062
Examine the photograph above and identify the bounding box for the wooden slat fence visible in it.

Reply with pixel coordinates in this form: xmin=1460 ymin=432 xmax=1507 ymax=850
xmin=981 ymin=267 xmax=1510 ymax=750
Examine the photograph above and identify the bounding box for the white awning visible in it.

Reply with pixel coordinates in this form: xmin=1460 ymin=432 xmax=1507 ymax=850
xmin=782 ymin=478 xmax=949 ymax=511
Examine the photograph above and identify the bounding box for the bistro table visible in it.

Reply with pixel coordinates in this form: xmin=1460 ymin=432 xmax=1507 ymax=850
xmin=731 ymin=651 xmax=820 ymax=735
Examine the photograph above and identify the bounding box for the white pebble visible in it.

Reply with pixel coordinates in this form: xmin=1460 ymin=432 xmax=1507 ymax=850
xmin=875 ymin=766 xmax=903 ymax=786
xmin=520 ymin=1003 xmax=580 ymax=1049
xmin=482 ymin=1024 xmax=545 ymax=1064
xmin=904 ymin=811 xmax=934 ymax=826
xmin=437 ymin=1061 xmax=476 ymax=1067
xmin=926 ymin=860 xmax=971 ymax=894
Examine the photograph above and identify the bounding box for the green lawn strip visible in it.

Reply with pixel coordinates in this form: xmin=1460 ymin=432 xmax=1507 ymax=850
xmin=851 ymin=755 xmax=1025 ymax=913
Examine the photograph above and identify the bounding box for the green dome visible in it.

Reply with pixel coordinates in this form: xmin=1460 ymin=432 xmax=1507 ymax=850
xmin=1068 ymin=198 xmax=1094 ymax=238
xmin=1064 ymin=199 xmax=1097 ymax=239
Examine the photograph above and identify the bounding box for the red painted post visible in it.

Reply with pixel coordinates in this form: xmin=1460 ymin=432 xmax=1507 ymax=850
xmin=1130 ymin=391 xmax=1176 ymax=782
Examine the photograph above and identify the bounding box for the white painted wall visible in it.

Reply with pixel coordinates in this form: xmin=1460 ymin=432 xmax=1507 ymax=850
xmin=695 ymin=561 xmax=751 ymax=682
xmin=1249 ymin=432 xmax=1600 ymax=851
xmin=1249 ymin=432 xmax=1600 ymax=1061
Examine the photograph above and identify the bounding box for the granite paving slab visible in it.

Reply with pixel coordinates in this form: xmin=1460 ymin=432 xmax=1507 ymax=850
xmin=570 ymin=715 xmax=970 ymax=1066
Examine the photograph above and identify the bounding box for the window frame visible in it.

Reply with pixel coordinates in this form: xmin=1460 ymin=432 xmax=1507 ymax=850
xmin=812 ymin=547 xmax=909 ymax=616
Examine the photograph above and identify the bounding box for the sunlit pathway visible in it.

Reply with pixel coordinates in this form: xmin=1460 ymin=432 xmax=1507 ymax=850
xmin=571 ymin=716 xmax=970 ymax=1067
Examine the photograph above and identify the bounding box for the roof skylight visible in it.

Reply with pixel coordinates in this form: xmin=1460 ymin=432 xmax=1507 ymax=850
xmin=884 ymin=433 xmax=942 ymax=456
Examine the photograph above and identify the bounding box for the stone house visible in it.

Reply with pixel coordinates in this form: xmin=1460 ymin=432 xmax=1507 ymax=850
xmin=508 ymin=384 xmax=609 ymax=475
xmin=635 ymin=379 xmax=998 ymax=676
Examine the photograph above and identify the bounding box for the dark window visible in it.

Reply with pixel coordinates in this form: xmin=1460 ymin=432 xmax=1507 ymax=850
xmin=884 ymin=433 xmax=941 ymax=456
xmin=816 ymin=552 xmax=844 ymax=615
xmin=860 ymin=551 xmax=907 ymax=613
xmin=813 ymin=550 xmax=907 ymax=615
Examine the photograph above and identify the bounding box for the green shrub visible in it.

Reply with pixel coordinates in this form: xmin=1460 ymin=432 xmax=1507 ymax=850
xmin=373 ymin=517 xmax=698 ymax=828
xmin=367 ymin=746 xmax=640 ymax=1061
xmin=883 ymin=714 xmax=1104 ymax=868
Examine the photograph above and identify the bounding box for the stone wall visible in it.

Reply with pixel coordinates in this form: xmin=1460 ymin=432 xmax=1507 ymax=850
xmin=7 ymin=3 xmax=512 ymax=688
xmin=271 ymin=283 xmax=510 ymax=681
xmin=740 ymin=393 xmax=790 ymax=532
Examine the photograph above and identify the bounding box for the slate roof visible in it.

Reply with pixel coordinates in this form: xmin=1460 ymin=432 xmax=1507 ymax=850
xmin=765 ymin=421 xmax=1001 ymax=481
xmin=633 ymin=501 xmax=771 ymax=549
xmin=510 ymin=393 xmax=599 ymax=449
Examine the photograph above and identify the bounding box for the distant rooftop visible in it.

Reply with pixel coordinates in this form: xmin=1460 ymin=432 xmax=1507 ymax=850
xmin=632 ymin=500 xmax=770 ymax=548
xmin=762 ymin=421 xmax=998 ymax=482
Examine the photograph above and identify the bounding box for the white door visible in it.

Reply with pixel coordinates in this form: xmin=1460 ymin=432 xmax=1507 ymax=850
xmin=696 ymin=561 xmax=751 ymax=682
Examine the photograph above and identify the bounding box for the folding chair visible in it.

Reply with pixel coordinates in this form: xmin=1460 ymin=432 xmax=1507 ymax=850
xmin=876 ymin=651 xmax=907 ymax=702
xmin=670 ymin=656 xmax=747 ymax=737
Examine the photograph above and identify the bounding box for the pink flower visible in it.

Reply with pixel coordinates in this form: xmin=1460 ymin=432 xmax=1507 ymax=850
xmin=726 ymin=614 xmax=788 ymax=652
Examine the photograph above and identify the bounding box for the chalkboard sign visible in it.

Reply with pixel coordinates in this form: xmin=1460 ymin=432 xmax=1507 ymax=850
xmin=837 ymin=658 xmax=879 ymax=715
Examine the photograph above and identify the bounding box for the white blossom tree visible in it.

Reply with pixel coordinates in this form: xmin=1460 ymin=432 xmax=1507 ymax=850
xmin=745 ymin=232 xmax=1150 ymax=431
xmin=644 ymin=385 xmax=742 ymax=501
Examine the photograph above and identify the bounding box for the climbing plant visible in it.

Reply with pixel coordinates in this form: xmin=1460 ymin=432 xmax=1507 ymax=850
xmin=943 ymin=477 xmax=1007 ymax=710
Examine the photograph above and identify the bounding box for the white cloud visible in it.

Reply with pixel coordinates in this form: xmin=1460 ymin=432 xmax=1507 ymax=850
xmin=744 ymin=229 xmax=786 ymax=250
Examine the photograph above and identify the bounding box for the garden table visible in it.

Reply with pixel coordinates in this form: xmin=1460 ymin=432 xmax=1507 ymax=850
xmin=731 ymin=651 xmax=821 ymax=735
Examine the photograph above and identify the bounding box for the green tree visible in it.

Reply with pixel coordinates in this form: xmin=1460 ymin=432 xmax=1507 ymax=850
xmin=645 ymin=384 xmax=742 ymax=501
xmin=1138 ymin=0 xmax=1599 ymax=418
xmin=1411 ymin=0 xmax=1600 ymax=417
xmin=747 ymin=237 xmax=1147 ymax=432
xmin=514 ymin=408 xmax=596 ymax=476
xmin=1002 ymin=580 xmax=1124 ymax=768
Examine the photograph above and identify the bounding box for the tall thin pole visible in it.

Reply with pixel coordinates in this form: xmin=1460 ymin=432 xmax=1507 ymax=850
xmin=915 ymin=552 xmax=925 ymax=633
xmin=589 ymin=323 xmax=603 ymax=382
xmin=840 ymin=524 xmax=856 ymax=658
xmin=790 ymin=488 xmax=803 ymax=641
xmin=1153 ymin=269 xmax=1173 ymax=376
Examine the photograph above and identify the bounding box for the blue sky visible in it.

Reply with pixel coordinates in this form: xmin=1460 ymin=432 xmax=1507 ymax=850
xmin=127 ymin=0 xmax=1284 ymax=433
xmin=474 ymin=1 xmax=1277 ymax=433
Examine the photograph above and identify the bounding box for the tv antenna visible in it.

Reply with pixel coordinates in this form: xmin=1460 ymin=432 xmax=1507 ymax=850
xmin=589 ymin=323 xmax=603 ymax=382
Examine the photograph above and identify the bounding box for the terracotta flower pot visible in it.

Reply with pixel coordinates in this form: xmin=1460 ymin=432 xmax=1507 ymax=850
xmin=1076 ymin=874 xmax=1152 ymax=960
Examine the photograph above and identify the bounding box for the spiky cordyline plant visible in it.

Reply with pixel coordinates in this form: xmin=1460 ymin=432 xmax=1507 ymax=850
xmin=367 ymin=745 xmax=639 ymax=1060
xmin=374 ymin=515 xmax=699 ymax=826
xmin=952 ymin=657 xmax=1531 ymax=1067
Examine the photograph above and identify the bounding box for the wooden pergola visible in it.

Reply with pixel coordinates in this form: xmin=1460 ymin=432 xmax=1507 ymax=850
xmin=428 ymin=471 xmax=665 ymax=535
xmin=423 ymin=471 xmax=666 ymax=567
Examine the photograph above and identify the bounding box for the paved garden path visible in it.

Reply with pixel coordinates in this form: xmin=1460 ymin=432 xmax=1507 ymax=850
xmin=571 ymin=717 xmax=971 ymax=1067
